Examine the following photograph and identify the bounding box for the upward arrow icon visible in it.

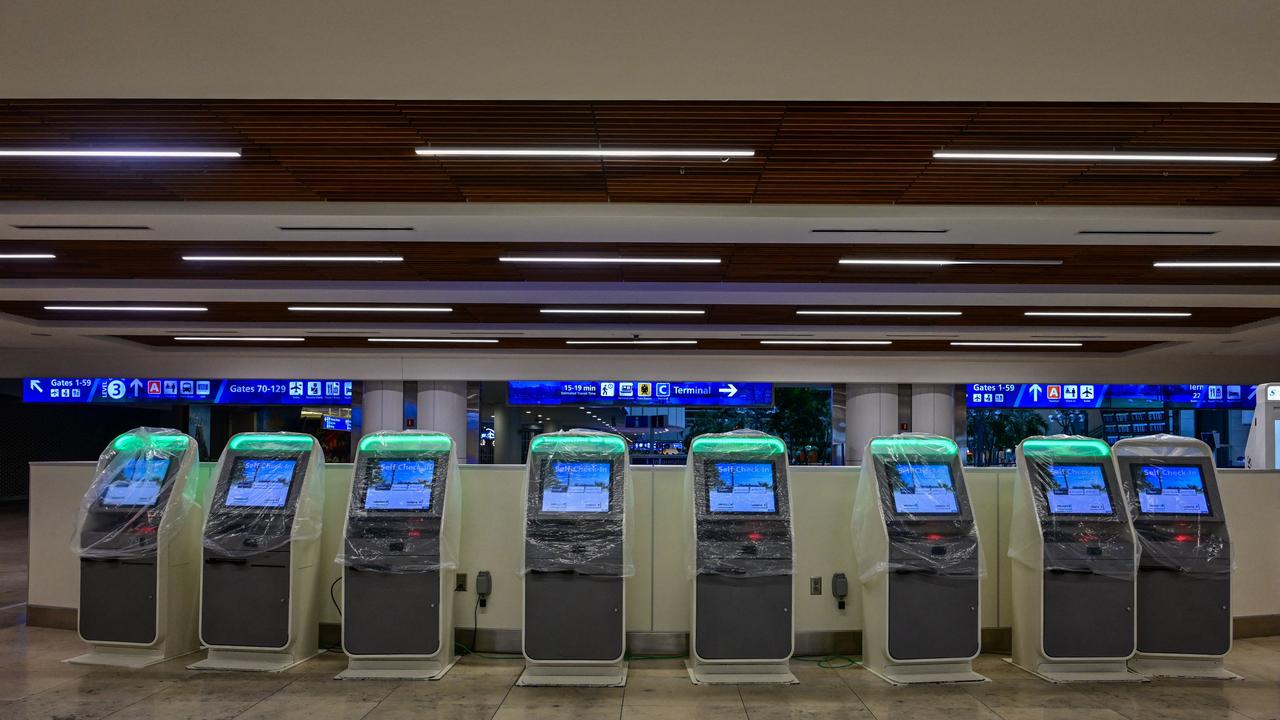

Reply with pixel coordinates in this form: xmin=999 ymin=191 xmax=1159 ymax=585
xmin=129 ymin=378 xmax=144 ymax=396
xmin=1029 ymin=384 xmax=1043 ymax=401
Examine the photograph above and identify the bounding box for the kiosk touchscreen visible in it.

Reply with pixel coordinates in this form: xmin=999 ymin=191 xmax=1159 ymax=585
xmin=337 ymin=432 xmax=461 ymax=680
xmin=1114 ymin=436 xmax=1237 ymax=679
xmin=1010 ymin=437 xmax=1141 ymax=682
xmin=68 ymin=429 xmax=207 ymax=668
xmin=685 ymin=431 xmax=796 ymax=685
xmin=190 ymin=432 xmax=325 ymax=672
xmin=520 ymin=431 xmax=631 ymax=687
xmin=854 ymin=435 xmax=985 ymax=684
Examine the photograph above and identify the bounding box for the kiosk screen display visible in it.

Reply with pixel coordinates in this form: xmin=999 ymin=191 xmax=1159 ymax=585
xmin=541 ymin=461 xmax=611 ymax=513
xmin=225 ymin=458 xmax=296 ymax=508
xmin=101 ymin=457 xmax=170 ymax=507
xmin=1044 ymin=464 xmax=1114 ymax=515
xmin=708 ymin=462 xmax=777 ymax=514
xmin=890 ymin=463 xmax=959 ymax=514
xmin=1134 ymin=464 xmax=1211 ymax=515
xmin=364 ymin=460 xmax=435 ymax=511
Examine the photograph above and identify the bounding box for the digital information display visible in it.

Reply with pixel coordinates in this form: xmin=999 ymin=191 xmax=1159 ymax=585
xmin=508 ymin=380 xmax=772 ymax=408
xmin=1045 ymin=464 xmax=1114 ymax=515
xmin=541 ymin=461 xmax=611 ymax=513
xmin=1135 ymin=465 xmax=1211 ymax=515
xmin=23 ymin=377 xmax=352 ymax=406
xmin=101 ymin=457 xmax=171 ymax=507
xmin=364 ymin=460 xmax=435 ymax=511
xmin=708 ymin=462 xmax=778 ymax=514
xmin=891 ymin=463 xmax=959 ymax=515
xmin=966 ymin=383 xmax=1253 ymax=410
xmin=226 ymin=459 xmax=297 ymax=508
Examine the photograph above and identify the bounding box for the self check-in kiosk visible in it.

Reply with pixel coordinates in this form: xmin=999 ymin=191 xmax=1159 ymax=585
xmin=190 ymin=432 xmax=326 ymax=672
xmin=1244 ymin=382 xmax=1280 ymax=469
xmin=1010 ymin=436 xmax=1141 ymax=682
xmin=854 ymin=435 xmax=985 ymax=684
xmin=336 ymin=432 xmax=461 ymax=680
xmin=68 ymin=428 xmax=208 ymax=667
xmin=685 ymin=431 xmax=796 ymax=685
xmin=1114 ymin=435 xmax=1238 ymax=679
xmin=520 ymin=430 xmax=631 ymax=687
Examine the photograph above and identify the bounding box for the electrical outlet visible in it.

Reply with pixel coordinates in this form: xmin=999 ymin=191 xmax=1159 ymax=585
xmin=455 ymin=573 xmax=467 ymax=592
xmin=809 ymin=576 xmax=822 ymax=595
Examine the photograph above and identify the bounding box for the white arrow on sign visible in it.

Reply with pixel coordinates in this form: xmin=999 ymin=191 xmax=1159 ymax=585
xmin=129 ymin=378 xmax=144 ymax=396
xmin=718 ymin=383 xmax=739 ymax=398
xmin=29 ymin=379 xmax=42 ymax=393
xmin=1028 ymin=384 xmax=1043 ymax=401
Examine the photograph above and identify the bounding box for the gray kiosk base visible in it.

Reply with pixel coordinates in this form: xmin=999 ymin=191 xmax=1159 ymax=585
xmin=860 ymin=661 xmax=987 ymax=685
xmin=1129 ymin=657 xmax=1241 ymax=680
xmin=66 ymin=647 xmax=194 ymax=669
xmin=517 ymin=663 xmax=628 ymax=687
xmin=338 ymin=656 xmax=458 ymax=681
xmin=189 ymin=648 xmax=322 ymax=673
xmin=686 ymin=660 xmax=797 ymax=685
xmin=1004 ymin=657 xmax=1147 ymax=683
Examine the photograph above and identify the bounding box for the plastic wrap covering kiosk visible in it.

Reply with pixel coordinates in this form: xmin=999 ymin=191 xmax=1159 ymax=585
xmin=519 ymin=431 xmax=632 ymax=687
xmin=1114 ymin=435 xmax=1239 ymax=679
xmin=854 ymin=434 xmax=986 ymax=684
xmin=685 ymin=431 xmax=797 ymax=685
xmin=1243 ymin=382 xmax=1280 ymax=469
xmin=337 ymin=432 xmax=461 ymax=680
xmin=67 ymin=428 xmax=208 ymax=668
xmin=189 ymin=432 xmax=326 ymax=672
xmin=1009 ymin=437 xmax=1143 ymax=683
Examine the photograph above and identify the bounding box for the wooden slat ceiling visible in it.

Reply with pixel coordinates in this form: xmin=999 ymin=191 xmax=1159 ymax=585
xmin=4 ymin=302 xmax=1273 ymax=330
xmin=114 ymin=336 xmax=1158 ymax=354
xmin=3 ymin=240 xmax=1280 ymax=285
xmin=0 ymin=101 xmax=1278 ymax=204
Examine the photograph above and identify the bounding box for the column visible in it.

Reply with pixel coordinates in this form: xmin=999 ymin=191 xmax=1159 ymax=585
xmin=846 ymin=383 xmax=899 ymax=466
xmin=417 ymin=381 xmax=469 ymax=454
xmin=911 ymin=384 xmax=957 ymax=438
xmin=361 ymin=380 xmax=405 ymax=435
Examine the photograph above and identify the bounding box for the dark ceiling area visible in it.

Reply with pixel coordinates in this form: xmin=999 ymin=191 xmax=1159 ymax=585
xmin=2 ymin=240 xmax=1278 ymax=285
xmin=3 ymin=302 xmax=1273 ymax=330
xmin=1 ymin=100 xmax=1278 ymax=204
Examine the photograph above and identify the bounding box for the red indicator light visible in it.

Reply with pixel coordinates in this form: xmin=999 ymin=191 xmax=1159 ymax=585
xmin=747 ymin=532 xmax=764 ymax=542
xmin=1173 ymin=534 xmax=1195 ymax=543
xmin=925 ymin=533 xmax=944 ymax=541
xmin=1077 ymin=532 xmax=1098 ymax=543
xmin=407 ymin=529 xmax=422 ymax=538
xmin=132 ymin=525 xmax=157 ymax=535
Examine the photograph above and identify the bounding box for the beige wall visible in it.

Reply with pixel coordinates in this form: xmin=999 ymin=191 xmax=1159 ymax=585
xmin=29 ymin=462 xmax=1280 ymax=635
xmin=1 ymin=1 xmax=1277 ymax=102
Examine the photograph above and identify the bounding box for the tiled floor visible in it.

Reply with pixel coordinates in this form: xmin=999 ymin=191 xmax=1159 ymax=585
xmin=1 ymin=630 xmax=1278 ymax=720
xmin=0 ymin=503 xmax=29 ymax=630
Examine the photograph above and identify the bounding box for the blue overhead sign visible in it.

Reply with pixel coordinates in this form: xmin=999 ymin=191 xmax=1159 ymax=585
xmin=508 ymin=380 xmax=773 ymax=407
xmin=23 ymin=377 xmax=353 ymax=405
xmin=966 ymin=383 xmax=1254 ymax=410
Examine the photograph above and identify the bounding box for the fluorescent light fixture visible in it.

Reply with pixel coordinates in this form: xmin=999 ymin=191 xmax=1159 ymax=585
xmin=174 ymin=336 xmax=304 ymax=342
xmin=760 ymin=340 xmax=893 ymax=346
xmin=540 ymin=308 xmax=706 ymax=315
xmin=1153 ymin=261 xmax=1280 ymax=268
xmin=501 ymin=256 xmax=720 ymax=265
xmin=0 ymin=253 xmax=56 ymax=259
xmin=840 ymin=258 xmax=1062 ymax=267
xmin=565 ymin=340 xmax=698 ymax=345
xmin=0 ymin=149 xmax=240 ymax=158
xmin=950 ymin=341 xmax=1083 ymax=348
xmin=1024 ymin=311 xmax=1191 ymax=318
xmin=796 ymin=309 xmax=962 ymax=317
xmin=183 ymin=255 xmax=403 ymax=262
xmin=45 ymin=305 xmax=208 ymax=312
xmin=417 ymin=148 xmax=753 ymax=158
xmin=933 ymin=150 xmax=1276 ymax=163
xmin=289 ymin=306 xmax=452 ymax=313
xmin=368 ymin=338 xmax=499 ymax=343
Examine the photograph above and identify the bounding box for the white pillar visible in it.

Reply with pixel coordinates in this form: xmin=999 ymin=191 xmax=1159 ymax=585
xmin=911 ymin=384 xmax=957 ymax=438
xmin=417 ymin=381 xmax=469 ymax=453
xmin=847 ymin=383 xmax=899 ymax=465
xmin=362 ymin=380 xmax=405 ymax=435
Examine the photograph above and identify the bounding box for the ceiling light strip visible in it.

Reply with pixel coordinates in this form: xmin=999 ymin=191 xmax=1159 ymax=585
xmin=417 ymin=148 xmax=753 ymax=158
xmin=0 ymin=149 xmax=241 ymax=158
xmin=796 ymin=310 xmax=962 ymax=317
xmin=289 ymin=306 xmax=452 ymax=313
xmin=759 ymin=340 xmax=893 ymax=345
xmin=839 ymin=258 xmax=1062 ymax=266
xmin=540 ymin=308 xmax=706 ymax=315
xmin=183 ymin=255 xmax=403 ymax=262
xmin=950 ymin=341 xmax=1084 ymax=347
xmin=0 ymin=253 xmax=56 ymax=259
xmin=565 ymin=340 xmax=698 ymax=345
xmin=1154 ymin=261 xmax=1280 ymax=268
xmin=933 ymin=150 xmax=1275 ymax=163
xmin=174 ymin=336 xmax=304 ymax=342
xmin=46 ymin=305 xmax=208 ymax=312
xmin=1024 ymin=311 xmax=1191 ymax=318
xmin=368 ymin=338 xmax=498 ymax=343
xmin=500 ymin=256 xmax=720 ymax=265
